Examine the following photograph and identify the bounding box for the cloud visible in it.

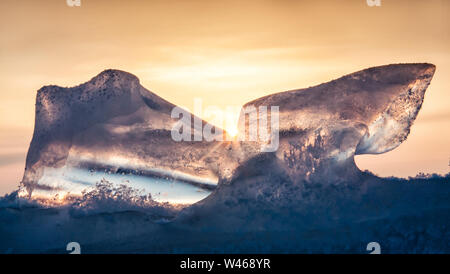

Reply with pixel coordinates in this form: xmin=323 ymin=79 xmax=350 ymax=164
xmin=0 ymin=153 xmax=25 ymax=166
xmin=417 ymin=112 xmax=450 ymax=123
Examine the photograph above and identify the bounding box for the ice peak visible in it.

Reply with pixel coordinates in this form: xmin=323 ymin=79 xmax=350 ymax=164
xmin=87 ymin=69 xmax=140 ymax=90
xmin=94 ymin=69 xmax=139 ymax=82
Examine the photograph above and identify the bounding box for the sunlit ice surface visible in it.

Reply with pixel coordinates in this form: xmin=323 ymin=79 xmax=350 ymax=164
xmin=32 ymin=165 xmax=214 ymax=205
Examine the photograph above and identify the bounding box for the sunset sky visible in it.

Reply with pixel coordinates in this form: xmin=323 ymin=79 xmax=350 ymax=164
xmin=0 ymin=0 xmax=449 ymax=194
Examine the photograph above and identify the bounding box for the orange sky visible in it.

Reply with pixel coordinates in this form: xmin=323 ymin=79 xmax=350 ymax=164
xmin=0 ymin=0 xmax=449 ymax=194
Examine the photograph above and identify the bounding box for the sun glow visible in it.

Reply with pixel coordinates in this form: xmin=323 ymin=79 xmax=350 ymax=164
xmin=226 ymin=126 xmax=239 ymax=138
xmin=224 ymin=108 xmax=240 ymax=139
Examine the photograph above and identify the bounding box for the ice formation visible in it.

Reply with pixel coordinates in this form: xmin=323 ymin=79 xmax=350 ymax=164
xmin=3 ymin=63 xmax=449 ymax=253
xmin=20 ymin=63 xmax=436 ymax=200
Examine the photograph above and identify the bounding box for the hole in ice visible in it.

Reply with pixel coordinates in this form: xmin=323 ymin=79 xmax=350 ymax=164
xmin=36 ymin=166 xmax=215 ymax=205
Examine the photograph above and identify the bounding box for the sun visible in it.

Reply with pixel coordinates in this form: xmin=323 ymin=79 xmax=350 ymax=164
xmin=226 ymin=126 xmax=238 ymax=138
